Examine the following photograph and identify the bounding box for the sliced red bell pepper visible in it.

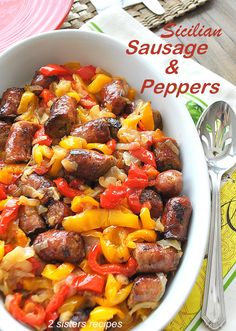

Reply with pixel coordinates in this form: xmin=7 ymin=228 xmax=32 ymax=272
xmin=124 ymin=163 xmax=149 ymax=189
xmin=127 ymin=163 xmax=148 ymax=180
xmin=88 ymin=244 xmax=137 ymax=277
xmin=72 ymin=274 xmax=105 ymax=294
xmin=58 ymin=74 xmax=74 ymax=81
xmin=124 ymin=177 xmax=148 ymax=189
xmin=4 ymin=244 xmax=13 ymax=255
xmin=45 ymin=284 xmax=69 ymax=327
xmin=79 ymin=95 xmax=97 ymax=109
xmin=54 ymin=178 xmax=82 ymax=198
xmin=0 ymin=184 xmax=7 ymax=200
xmin=39 ymin=89 xmax=55 ymax=105
xmin=8 ymin=293 xmax=45 ymax=328
xmin=100 ymin=185 xmax=127 ymax=209
xmin=0 ymin=198 xmax=19 ymax=235
xmin=76 ymin=65 xmax=96 ymax=81
xmin=126 ymin=188 xmax=143 ymax=214
xmin=39 ymin=64 xmax=71 ymax=77
xmin=106 ymin=139 xmax=117 ymax=153
xmin=129 ymin=146 xmax=156 ymax=168
xmin=33 ymin=126 xmax=53 ymax=146
xmin=28 ymin=256 xmax=45 ymax=275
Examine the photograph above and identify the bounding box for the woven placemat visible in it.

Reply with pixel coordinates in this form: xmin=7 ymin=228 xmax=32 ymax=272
xmin=61 ymin=0 xmax=209 ymax=30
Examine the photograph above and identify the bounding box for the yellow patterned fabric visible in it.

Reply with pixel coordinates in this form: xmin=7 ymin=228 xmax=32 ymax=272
xmin=166 ymin=170 xmax=236 ymax=331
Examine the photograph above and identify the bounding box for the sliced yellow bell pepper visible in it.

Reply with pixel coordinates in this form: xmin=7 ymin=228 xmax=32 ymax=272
xmin=59 ymin=136 xmax=87 ymax=150
xmin=106 ymin=276 xmax=132 ymax=304
xmin=14 ymin=227 xmax=29 ymax=247
xmin=82 ymin=306 xmax=124 ymax=331
xmin=140 ymin=207 xmax=156 ymax=230
xmin=58 ymin=295 xmax=84 ymax=314
xmin=108 ymin=210 xmax=140 ymax=228
xmin=32 ymin=145 xmax=53 ymax=164
xmin=122 ymin=114 xmax=142 ymax=130
xmin=63 ymin=209 xmax=108 ymax=232
xmin=0 ymin=168 xmax=13 ymax=185
xmin=100 ymin=226 xmax=130 ymax=264
xmin=138 ymin=101 xmax=154 ymax=131
xmin=126 ymin=229 xmax=157 ymax=249
xmin=0 ymin=164 xmax=25 ymax=185
xmin=41 ymin=263 xmax=74 ymax=281
xmin=0 ymin=240 xmax=5 ymax=261
xmin=22 ymin=277 xmax=52 ymax=291
xmin=87 ymin=74 xmax=112 ymax=94
xmin=63 ymin=209 xmax=140 ymax=232
xmin=90 ymin=306 xmax=125 ymax=320
xmin=67 ymin=91 xmax=81 ymax=102
xmin=17 ymin=91 xmax=37 ymax=114
xmin=86 ymin=143 xmax=113 ymax=155
xmin=71 ymin=196 xmax=99 ymax=213
xmin=49 ymin=146 xmax=68 ymax=177
xmin=95 ymin=274 xmax=132 ymax=307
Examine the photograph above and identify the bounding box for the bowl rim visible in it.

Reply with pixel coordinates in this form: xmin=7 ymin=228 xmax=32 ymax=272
xmin=0 ymin=29 xmax=211 ymax=331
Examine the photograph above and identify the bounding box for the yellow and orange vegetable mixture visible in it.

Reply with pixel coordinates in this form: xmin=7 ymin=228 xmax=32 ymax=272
xmin=0 ymin=62 xmax=192 ymax=330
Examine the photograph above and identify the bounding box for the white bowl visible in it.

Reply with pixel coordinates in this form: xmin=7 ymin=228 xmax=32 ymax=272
xmin=0 ymin=30 xmax=210 ymax=331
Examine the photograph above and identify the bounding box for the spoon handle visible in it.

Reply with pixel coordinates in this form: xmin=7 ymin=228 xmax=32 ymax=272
xmin=201 ymin=170 xmax=226 ymax=330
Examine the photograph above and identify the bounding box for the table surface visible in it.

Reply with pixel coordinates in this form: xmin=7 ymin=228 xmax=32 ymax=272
xmin=155 ymin=0 xmax=236 ymax=86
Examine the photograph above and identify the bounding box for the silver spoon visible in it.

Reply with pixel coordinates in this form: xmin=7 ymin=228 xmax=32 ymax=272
xmin=197 ymin=101 xmax=236 ymax=330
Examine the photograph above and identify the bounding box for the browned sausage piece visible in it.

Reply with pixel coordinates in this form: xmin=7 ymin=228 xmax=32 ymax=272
xmin=133 ymin=243 xmax=182 ymax=273
xmin=31 ymin=71 xmax=57 ymax=95
xmin=33 ymin=229 xmax=85 ymax=263
xmin=153 ymin=139 xmax=181 ymax=171
xmin=127 ymin=274 xmax=167 ymax=308
xmin=161 ymin=196 xmax=192 ymax=241
xmin=140 ymin=189 xmax=163 ymax=218
xmin=62 ymin=149 xmax=115 ymax=181
xmin=45 ymin=95 xmax=77 ymax=139
xmin=100 ymin=79 xmax=129 ymax=115
xmin=5 ymin=121 xmax=39 ymax=163
xmin=155 ymin=170 xmax=183 ymax=198
xmin=19 ymin=205 xmax=46 ymax=236
xmin=71 ymin=118 xmax=111 ymax=143
xmin=6 ymin=183 xmax=22 ymax=197
xmin=0 ymin=121 xmax=11 ymax=151
xmin=20 ymin=173 xmax=56 ymax=203
xmin=71 ymin=118 xmax=122 ymax=143
xmin=46 ymin=200 xmax=72 ymax=227
xmin=0 ymin=88 xmax=24 ymax=121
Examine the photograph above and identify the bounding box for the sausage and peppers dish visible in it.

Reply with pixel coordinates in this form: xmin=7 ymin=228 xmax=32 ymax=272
xmin=0 ymin=62 xmax=192 ymax=330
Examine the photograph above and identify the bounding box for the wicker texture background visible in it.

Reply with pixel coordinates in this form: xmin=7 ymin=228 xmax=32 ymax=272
xmin=62 ymin=0 xmax=209 ymax=30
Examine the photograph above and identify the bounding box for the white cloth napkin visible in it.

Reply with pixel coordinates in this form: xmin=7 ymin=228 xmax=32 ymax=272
xmin=80 ymin=8 xmax=236 ymax=331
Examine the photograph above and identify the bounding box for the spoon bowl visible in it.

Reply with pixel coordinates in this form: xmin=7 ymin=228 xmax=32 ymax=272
xmin=197 ymin=101 xmax=236 ymax=330
xmin=197 ymin=101 xmax=236 ymax=173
